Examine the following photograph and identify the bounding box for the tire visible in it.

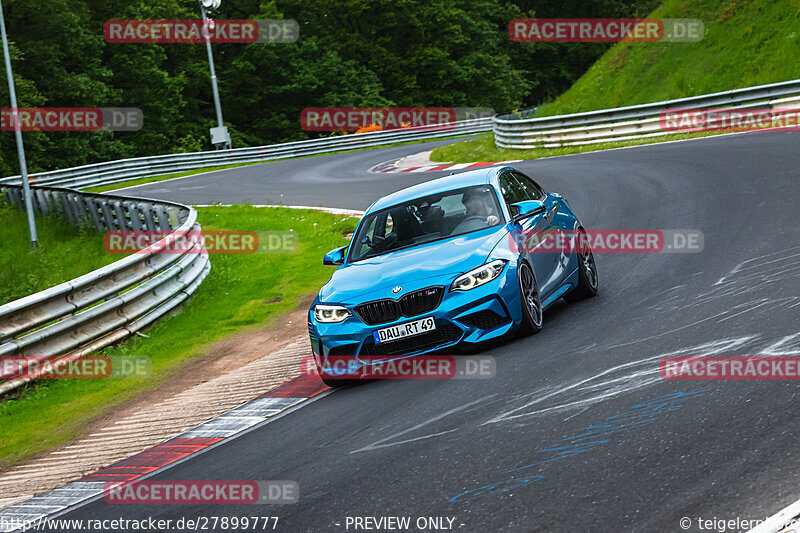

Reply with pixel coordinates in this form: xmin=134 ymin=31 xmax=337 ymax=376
xmin=317 ymin=362 xmax=361 ymax=387
xmin=564 ymin=227 xmax=599 ymax=302
xmin=320 ymin=376 xmax=360 ymax=388
xmin=518 ymin=262 xmax=543 ymax=335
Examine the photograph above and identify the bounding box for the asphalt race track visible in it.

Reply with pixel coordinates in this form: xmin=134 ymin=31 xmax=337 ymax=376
xmin=113 ymin=140 xmax=476 ymax=209
xmin=61 ymin=132 xmax=800 ymax=531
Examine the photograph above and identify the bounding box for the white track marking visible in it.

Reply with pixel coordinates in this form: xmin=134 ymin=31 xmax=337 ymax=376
xmin=759 ymin=333 xmax=800 ymax=356
xmin=481 ymin=336 xmax=757 ymax=426
xmin=350 ymin=395 xmax=495 ymax=454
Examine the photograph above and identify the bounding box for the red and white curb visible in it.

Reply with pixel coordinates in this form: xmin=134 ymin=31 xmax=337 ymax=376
xmin=0 ymin=375 xmax=330 ymax=532
xmin=369 ymin=158 xmax=521 ymax=174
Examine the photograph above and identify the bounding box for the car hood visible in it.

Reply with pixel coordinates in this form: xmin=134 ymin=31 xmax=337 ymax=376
xmin=319 ymin=226 xmax=508 ymax=304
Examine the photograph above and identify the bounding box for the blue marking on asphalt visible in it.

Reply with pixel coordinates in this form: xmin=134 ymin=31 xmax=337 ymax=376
xmin=448 ymin=387 xmax=712 ymax=502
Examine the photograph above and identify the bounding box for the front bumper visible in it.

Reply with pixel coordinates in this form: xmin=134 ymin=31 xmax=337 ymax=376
xmin=308 ymin=263 xmax=523 ymax=372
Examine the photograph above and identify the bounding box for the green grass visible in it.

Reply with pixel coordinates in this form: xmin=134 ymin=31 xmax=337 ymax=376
xmin=430 ymin=131 xmax=718 ymax=163
xmin=536 ymin=0 xmax=800 ymax=116
xmin=434 ymin=0 xmax=800 ymax=163
xmin=0 ymin=206 xmax=359 ymax=469
xmin=0 ymin=203 xmax=117 ymax=305
xmin=431 ymin=134 xmax=529 ymax=163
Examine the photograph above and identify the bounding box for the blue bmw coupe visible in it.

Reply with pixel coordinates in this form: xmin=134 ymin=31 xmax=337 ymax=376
xmin=308 ymin=166 xmax=598 ymax=386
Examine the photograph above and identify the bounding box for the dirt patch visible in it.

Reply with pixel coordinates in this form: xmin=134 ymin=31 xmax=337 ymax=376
xmin=0 ymin=296 xmax=318 ymax=508
xmin=81 ymin=294 xmax=314 ymax=437
xmin=2 ymin=294 xmax=314 ymax=474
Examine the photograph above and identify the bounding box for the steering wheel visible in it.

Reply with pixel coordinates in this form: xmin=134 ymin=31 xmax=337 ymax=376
xmin=373 ymin=233 xmax=398 ymax=250
xmin=452 ymin=216 xmax=487 ymax=234
xmin=382 ymin=233 xmax=398 ymax=249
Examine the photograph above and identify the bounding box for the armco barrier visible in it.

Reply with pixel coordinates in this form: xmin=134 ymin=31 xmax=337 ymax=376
xmin=0 ymin=117 xmax=493 ymax=191
xmin=0 ymin=184 xmax=211 ymax=395
xmin=493 ymin=78 xmax=800 ymax=149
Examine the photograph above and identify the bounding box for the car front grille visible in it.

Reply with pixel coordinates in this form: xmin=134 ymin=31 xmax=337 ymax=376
xmin=399 ymin=287 xmax=443 ymax=317
xmin=361 ymin=322 xmax=462 ymax=357
xmin=354 ymin=299 xmax=401 ymax=325
xmin=355 ymin=286 xmax=444 ymax=325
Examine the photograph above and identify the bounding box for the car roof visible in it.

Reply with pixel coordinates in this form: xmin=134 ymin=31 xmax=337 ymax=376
xmin=368 ymin=166 xmax=514 ymax=213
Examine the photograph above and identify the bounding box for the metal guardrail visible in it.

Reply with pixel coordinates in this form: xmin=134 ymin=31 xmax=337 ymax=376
xmin=493 ymin=78 xmax=800 ymax=149
xmin=0 ymin=184 xmax=211 ymax=395
xmin=0 ymin=117 xmax=493 ymax=191
xmin=0 ymin=116 xmax=490 ymax=396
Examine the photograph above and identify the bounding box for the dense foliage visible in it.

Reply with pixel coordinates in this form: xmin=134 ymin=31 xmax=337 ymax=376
xmin=0 ymin=0 xmax=658 ymax=176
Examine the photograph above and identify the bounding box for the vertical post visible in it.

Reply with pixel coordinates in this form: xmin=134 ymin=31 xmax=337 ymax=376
xmin=200 ymin=3 xmax=230 ymax=150
xmin=0 ymin=0 xmax=37 ymax=247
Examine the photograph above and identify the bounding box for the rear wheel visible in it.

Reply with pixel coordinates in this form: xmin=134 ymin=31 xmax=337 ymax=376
xmin=564 ymin=227 xmax=598 ymax=302
xmin=518 ymin=262 xmax=543 ymax=335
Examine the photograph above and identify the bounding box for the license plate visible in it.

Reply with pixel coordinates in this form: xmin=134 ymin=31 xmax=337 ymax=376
xmin=373 ymin=317 xmax=436 ymax=344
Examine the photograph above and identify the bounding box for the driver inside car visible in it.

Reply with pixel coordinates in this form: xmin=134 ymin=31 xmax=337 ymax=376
xmin=462 ymin=189 xmax=500 ymax=227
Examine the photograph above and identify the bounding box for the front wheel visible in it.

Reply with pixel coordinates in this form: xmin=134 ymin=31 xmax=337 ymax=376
xmin=317 ymin=362 xmax=361 ymax=388
xmin=518 ymin=262 xmax=543 ymax=335
xmin=320 ymin=376 xmax=360 ymax=388
xmin=564 ymin=228 xmax=599 ymax=302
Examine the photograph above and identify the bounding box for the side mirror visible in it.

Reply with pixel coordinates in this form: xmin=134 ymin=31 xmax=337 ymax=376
xmin=323 ymin=246 xmax=347 ymax=266
xmin=510 ymin=200 xmax=546 ymax=224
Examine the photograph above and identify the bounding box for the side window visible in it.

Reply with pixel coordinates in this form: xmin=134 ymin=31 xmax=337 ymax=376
xmin=499 ymin=172 xmax=527 ymax=205
xmin=512 ymin=172 xmax=545 ymax=201
xmin=356 ymin=216 xmax=378 ymax=258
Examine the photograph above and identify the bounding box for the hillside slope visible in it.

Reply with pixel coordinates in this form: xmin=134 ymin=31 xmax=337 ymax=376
xmin=432 ymin=0 xmax=800 ymax=162
xmin=536 ymin=0 xmax=800 ymax=116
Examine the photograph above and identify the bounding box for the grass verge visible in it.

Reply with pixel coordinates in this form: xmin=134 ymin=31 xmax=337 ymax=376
xmin=430 ymin=131 xmax=720 ymax=164
xmin=434 ymin=0 xmax=800 ymax=163
xmin=0 ymin=205 xmax=359 ymax=469
xmin=535 ymin=0 xmax=800 ymax=117
xmin=0 ymin=202 xmax=117 ymax=305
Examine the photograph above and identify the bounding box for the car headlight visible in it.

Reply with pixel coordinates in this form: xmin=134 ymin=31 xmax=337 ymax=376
xmin=450 ymin=260 xmax=507 ymax=291
xmin=314 ymin=305 xmax=352 ymax=323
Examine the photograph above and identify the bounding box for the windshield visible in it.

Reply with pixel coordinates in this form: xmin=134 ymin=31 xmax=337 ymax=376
xmin=348 ymin=185 xmax=504 ymax=262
